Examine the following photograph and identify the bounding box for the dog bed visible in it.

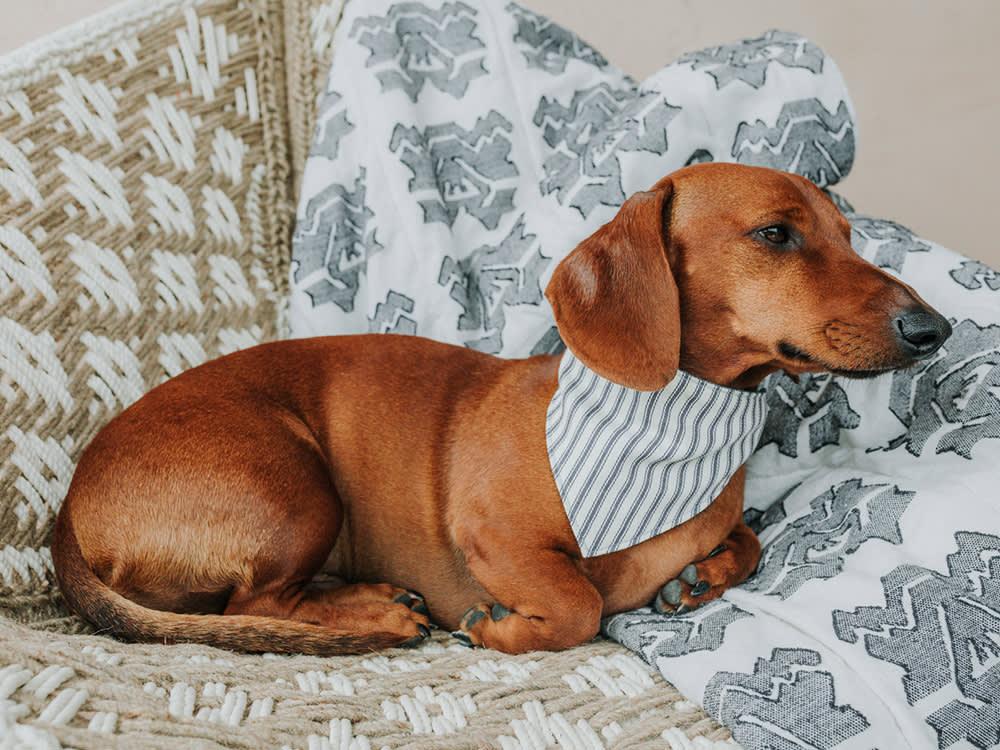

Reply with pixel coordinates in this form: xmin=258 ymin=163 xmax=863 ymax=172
xmin=291 ymin=2 xmax=1000 ymax=748
xmin=0 ymin=0 xmax=740 ymax=747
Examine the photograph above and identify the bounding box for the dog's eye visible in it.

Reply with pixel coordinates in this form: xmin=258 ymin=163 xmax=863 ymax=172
xmin=756 ymin=224 xmax=792 ymax=246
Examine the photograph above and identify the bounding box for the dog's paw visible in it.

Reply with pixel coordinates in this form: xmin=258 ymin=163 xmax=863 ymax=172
xmin=653 ymin=544 xmax=729 ymax=615
xmin=450 ymin=602 xmax=510 ymax=648
xmin=324 ymin=583 xmax=433 ymax=646
xmin=392 ymin=589 xmax=431 ymax=617
xmin=324 ymin=582 xmax=431 ymax=616
xmin=400 ymin=622 xmax=432 ymax=648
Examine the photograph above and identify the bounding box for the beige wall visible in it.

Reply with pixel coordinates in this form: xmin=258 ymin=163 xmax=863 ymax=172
xmin=3 ymin=0 xmax=997 ymax=267
xmin=0 ymin=0 xmax=116 ymax=51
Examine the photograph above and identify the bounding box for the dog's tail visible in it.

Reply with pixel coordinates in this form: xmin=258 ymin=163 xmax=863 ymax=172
xmin=51 ymin=513 xmax=408 ymax=655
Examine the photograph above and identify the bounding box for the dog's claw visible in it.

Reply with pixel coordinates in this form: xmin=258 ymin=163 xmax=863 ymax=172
xmin=451 ymin=631 xmax=474 ymax=648
xmin=661 ymin=579 xmax=682 ymax=606
xmin=491 ymin=603 xmax=510 ymax=621
xmin=674 ymin=604 xmax=691 ymax=615
xmin=394 ymin=590 xmax=429 ymax=616
xmin=679 ymin=564 xmax=698 ymax=585
xmin=691 ymin=580 xmax=710 ymax=597
xmin=461 ymin=607 xmax=487 ymax=630
xmin=417 ymin=624 xmax=431 ymax=638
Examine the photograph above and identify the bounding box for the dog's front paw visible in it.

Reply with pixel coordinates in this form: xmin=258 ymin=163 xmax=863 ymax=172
xmin=655 ymin=523 xmax=762 ymax=615
xmin=451 ymin=602 xmax=510 ymax=648
xmin=654 ymin=544 xmax=729 ymax=615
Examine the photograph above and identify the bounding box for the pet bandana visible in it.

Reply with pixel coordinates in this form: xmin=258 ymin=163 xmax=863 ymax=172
xmin=546 ymin=350 xmax=769 ymax=557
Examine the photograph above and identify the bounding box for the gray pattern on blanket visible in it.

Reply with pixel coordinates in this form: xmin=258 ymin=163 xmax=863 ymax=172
xmin=886 ymin=318 xmax=1000 ymax=459
xmin=310 ymin=90 xmax=354 ymax=159
xmin=677 ymin=29 xmax=825 ymax=89
xmin=758 ymin=372 xmax=860 ymax=458
xmin=951 ymin=260 xmax=1000 ymax=291
xmin=732 ymin=98 xmax=855 ymax=186
xmin=850 ymin=214 xmax=932 ymax=273
xmin=390 ymin=112 xmax=519 ymax=229
xmin=535 ymin=85 xmax=680 ymax=217
xmin=437 ymin=215 xmax=550 ymax=353
xmin=602 ymin=599 xmax=753 ymax=659
xmin=293 ymin=169 xmax=383 ymax=311
xmin=369 ymin=290 xmax=418 ymax=334
xmin=834 ymin=531 xmax=1000 ymax=749
xmin=703 ymin=648 xmax=871 ymax=749
xmin=744 ymin=479 xmax=915 ymax=599
xmin=350 ymin=1 xmax=488 ymax=101
xmin=506 ymin=2 xmax=608 ymax=73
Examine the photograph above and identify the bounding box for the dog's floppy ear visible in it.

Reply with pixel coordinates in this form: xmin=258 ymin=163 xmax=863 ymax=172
xmin=545 ymin=183 xmax=679 ymax=391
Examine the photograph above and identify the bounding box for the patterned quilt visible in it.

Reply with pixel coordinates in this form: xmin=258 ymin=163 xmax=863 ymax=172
xmin=289 ymin=2 xmax=1000 ymax=748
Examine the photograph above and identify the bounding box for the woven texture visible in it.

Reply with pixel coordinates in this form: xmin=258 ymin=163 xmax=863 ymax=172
xmin=283 ymin=0 xmax=346 ymax=193
xmin=0 ymin=0 xmax=292 ymax=629
xmin=0 ymin=0 xmax=732 ymax=746
xmin=0 ymin=621 xmax=737 ymax=749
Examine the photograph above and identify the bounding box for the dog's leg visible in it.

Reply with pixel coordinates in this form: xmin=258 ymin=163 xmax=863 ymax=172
xmin=218 ymin=475 xmax=431 ymax=646
xmin=653 ymin=521 xmax=761 ymax=614
xmin=223 ymin=581 xmax=431 ymax=645
xmin=451 ymin=548 xmax=602 ymax=654
xmin=311 ymin=582 xmax=430 ymax=615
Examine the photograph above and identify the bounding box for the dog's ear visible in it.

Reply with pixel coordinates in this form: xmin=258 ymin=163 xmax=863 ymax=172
xmin=546 ymin=183 xmax=679 ymax=391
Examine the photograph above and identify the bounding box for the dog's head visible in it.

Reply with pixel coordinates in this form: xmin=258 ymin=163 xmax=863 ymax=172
xmin=546 ymin=162 xmax=951 ymax=390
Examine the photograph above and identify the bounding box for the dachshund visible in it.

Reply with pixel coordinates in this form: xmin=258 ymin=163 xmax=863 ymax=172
xmin=52 ymin=163 xmax=951 ymax=655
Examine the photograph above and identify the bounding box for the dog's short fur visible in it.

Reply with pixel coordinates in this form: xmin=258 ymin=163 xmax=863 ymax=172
xmin=52 ymin=164 xmax=951 ymax=655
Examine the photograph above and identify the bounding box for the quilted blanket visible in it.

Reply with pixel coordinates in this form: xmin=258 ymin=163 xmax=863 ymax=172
xmin=290 ymin=2 xmax=1000 ymax=748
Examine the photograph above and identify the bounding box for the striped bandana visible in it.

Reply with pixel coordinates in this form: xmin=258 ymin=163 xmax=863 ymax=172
xmin=546 ymin=350 xmax=769 ymax=558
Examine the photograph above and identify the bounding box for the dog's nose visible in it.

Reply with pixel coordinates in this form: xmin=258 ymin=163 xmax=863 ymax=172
xmin=894 ymin=308 xmax=951 ymax=359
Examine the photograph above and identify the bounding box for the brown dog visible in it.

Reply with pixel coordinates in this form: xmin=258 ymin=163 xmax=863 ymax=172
xmin=52 ymin=163 xmax=950 ymax=655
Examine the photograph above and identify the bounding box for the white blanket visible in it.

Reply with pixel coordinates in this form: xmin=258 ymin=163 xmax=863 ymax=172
xmin=290 ymin=2 xmax=1000 ymax=748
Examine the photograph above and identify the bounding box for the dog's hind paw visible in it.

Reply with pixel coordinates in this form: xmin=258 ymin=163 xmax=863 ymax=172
xmin=393 ymin=590 xmax=430 ymax=616
xmin=401 ymin=624 xmax=432 ymax=648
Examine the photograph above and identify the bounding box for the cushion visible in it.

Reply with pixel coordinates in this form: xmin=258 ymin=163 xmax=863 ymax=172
xmin=606 ymin=220 xmax=1000 ymax=749
xmin=291 ymin=1 xmax=1000 ymax=747
xmin=0 ymin=0 xmax=292 ymax=629
xmin=289 ymin=0 xmax=855 ymax=349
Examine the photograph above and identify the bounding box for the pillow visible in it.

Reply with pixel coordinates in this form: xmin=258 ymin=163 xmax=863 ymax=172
xmin=0 ymin=0 xmax=291 ymax=629
xmin=291 ymin=1 xmax=1000 ymax=747
xmin=289 ymin=0 xmax=856 ymax=352
xmin=606 ymin=219 xmax=1000 ymax=750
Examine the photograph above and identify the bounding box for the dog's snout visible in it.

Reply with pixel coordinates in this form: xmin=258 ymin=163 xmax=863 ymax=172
xmin=894 ymin=307 xmax=951 ymax=359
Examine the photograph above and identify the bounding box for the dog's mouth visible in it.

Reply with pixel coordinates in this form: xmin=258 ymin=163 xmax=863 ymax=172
xmin=777 ymin=341 xmax=901 ymax=380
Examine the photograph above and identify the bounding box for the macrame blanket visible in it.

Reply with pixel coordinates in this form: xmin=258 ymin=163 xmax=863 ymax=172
xmin=290 ymin=2 xmax=1000 ymax=748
